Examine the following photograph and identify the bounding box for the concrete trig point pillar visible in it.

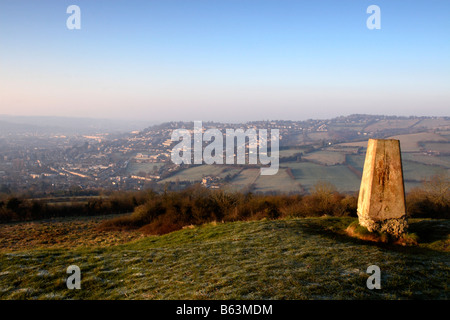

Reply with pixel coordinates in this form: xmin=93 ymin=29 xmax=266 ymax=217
xmin=357 ymin=139 xmax=408 ymax=236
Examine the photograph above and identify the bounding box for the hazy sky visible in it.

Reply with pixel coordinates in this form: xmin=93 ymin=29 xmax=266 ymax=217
xmin=0 ymin=0 xmax=449 ymax=122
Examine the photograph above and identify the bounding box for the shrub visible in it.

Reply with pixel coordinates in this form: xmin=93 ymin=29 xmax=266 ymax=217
xmin=0 ymin=191 xmax=151 ymax=223
xmin=407 ymin=174 xmax=450 ymax=219
xmin=98 ymin=183 xmax=359 ymax=235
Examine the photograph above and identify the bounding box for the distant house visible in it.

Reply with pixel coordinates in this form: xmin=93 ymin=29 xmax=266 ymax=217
xmin=134 ymin=153 xmax=159 ymax=163
xmin=201 ymin=176 xmax=221 ymax=189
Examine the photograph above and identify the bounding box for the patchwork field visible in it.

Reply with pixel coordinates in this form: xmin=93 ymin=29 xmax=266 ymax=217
xmin=345 ymin=154 xmax=449 ymax=191
xmin=335 ymin=132 xmax=449 ymax=153
xmin=138 ymin=129 xmax=450 ymax=194
xmin=0 ymin=216 xmax=448 ymax=299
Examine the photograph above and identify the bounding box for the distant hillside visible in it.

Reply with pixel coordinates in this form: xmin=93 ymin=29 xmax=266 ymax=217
xmin=0 ymin=115 xmax=155 ymax=135
xmin=151 ymin=115 xmax=450 ymax=193
xmin=0 ymin=120 xmax=55 ymax=135
xmin=0 ymin=113 xmax=448 ymax=194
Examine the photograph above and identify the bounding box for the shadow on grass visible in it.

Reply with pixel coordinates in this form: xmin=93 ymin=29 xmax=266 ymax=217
xmin=407 ymin=219 xmax=449 ymax=243
xmin=297 ymin=218 xmax=449 ymax=255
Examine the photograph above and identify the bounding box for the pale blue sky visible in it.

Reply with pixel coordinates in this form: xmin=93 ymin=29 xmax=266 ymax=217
xmin=0 ymin=0 xmax=449 ymax=122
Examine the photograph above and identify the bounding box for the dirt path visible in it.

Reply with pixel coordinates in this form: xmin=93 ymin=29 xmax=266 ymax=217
xmin=0 ymin=214 xmax=145 ymax=252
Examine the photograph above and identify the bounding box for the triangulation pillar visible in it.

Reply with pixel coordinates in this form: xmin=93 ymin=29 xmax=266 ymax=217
xmin=357 ymin=139 xmax=408 ymax=236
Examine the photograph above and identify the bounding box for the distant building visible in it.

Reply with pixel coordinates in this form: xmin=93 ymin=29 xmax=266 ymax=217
xmin=201 ymin=176 xmax=221 ymax=189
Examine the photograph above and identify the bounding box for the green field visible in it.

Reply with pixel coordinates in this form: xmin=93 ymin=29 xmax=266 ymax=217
xmin=307 ymin=132 xmax=330 ymax=141
xmin=279 ymin=148 xmax=304 ymax=158
xmin=413 ymin=118 xmax=450 ymax=129
xmin=388 ymin=132 xmax=447 ymax=152
xmin=422 ymin=142 xmax=450 ymax=154
xmin=253 ymin=169 xmax=302 ymax=194
xmin=401 ymin=153 xmax=450 ymax=168
xmin=126 ymin=162 xmax=166 ymax=175
xmin=0 ymin=217 xmax=448 ymax=299
xmin=402 ymin=161 xmax=449 ymax=182
xmin=328 ymin=146 xmax=361 ymax=154
xmin=303 ymin=151 xmax=346 ymax=166
xmin=161 ymin=166 xmax=242 ymax=183
xmin=364 ymin=119 xmax=420 ymax=132
xmin=328 ymin=124 xmax=365 ymax=132
xmin=290 ymin=133 xmax=309 ymax=145
xmin=282 ymin=162 xmax=360 ymax=192
xmin=440 ymin=131 xmax=450 ymax=139
xmin=336 ymin=141 xmax=368 ymax=149
xmin=346 ymin=154 xmax=365 ymax=172
xmin=226 ymin=168 xmax=260 ymax=191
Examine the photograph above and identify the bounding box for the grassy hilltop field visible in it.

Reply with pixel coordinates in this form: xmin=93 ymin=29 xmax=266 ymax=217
xmin=0 ymin=215 xmax=448 ymax=300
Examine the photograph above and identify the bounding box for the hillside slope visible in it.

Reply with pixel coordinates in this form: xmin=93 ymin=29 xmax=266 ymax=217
xmin=0 ymin=217 xmax=448 ymax=299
